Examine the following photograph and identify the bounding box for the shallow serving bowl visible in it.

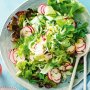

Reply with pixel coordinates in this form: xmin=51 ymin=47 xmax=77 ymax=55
xmin=0 ymin=0 xmax=90 ymax=90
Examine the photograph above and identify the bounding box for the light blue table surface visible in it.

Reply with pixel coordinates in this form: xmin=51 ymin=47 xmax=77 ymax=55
xmin=0 ymin=0 xmax=90 ymax=90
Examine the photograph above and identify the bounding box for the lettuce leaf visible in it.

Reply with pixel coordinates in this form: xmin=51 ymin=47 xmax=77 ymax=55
xmin=40 ymin=63 xmax=53 ymax=74
xmin=69 ymin=2 xmax=85 ymax=17
xmin=73 ymin=22 xmax=88 ymax=40
xmin=47 ymin=0 xmax=84 ymax=17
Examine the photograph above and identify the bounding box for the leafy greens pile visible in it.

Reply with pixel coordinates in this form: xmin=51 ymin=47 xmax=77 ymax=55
xmin=7 ymin=0 xmax=88 ymax=88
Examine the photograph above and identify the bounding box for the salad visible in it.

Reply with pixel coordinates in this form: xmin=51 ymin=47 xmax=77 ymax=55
xmin=7 ymin=0 xmax=88 ymax=88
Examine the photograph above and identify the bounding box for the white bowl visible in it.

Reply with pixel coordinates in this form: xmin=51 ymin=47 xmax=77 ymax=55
xmin=0 ymin=0 xmax=90 ymax=90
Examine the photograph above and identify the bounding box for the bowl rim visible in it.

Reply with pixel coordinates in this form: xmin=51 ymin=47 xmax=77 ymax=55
xmin=0 ymin=0 xmax=90 ymax=90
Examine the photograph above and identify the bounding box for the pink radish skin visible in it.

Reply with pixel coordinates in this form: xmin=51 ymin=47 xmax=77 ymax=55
xmin=52 ymin=78 xmax=61 ymax=83
xmin=76 ymin=43 xmax=86 ymax=53
xmin=75 ymin=38 xmax=86 ymax=53
xmin=38 ymin=4 xmax=46 ymax=14
xmin=40 ymin=5 xmax=45 ymax=14
xmin=77 ymin=51 xmax=84 ymax=54
xmin=48 ymin=68 xmax=61 ymax=83
xmin=64 ymin=62 xmax=73 ymax=71
xmin=12 ymin=49 xmax=17 ymax=62
xmin=42 ymin=35 xmax=46 ymax=41
xmin=48 ymin=71 xmax=61 ymax=83
xmin=66 ymin=65 xmax=73 ymax=70
xmin=76 ymin=44 xmax=86 ymax=54
xmin=76 ymin=44 xmax=86 ymax=52
xmin=12 ymin=50 xmax=17 ymax=63
xmin=48 ymin=71 xmax=52 ymax=80
xmin=21 ymin=26 xmax=34 ymax=37
xmin=9 ymin=50 xmax=17 ymax=64
xmin=41 ymin=5 xmax=46 ymax=14
xmin=27 ymin=26 xmax=34 ymax=33
xmin=76 ymin=43 xmax=86 ymax=50
xmin=40 ymin=36 xmax=46 ymax=45
xmin=64 ymin=62 xmax=71 ymax=67
xmin=23 ymin=26 xmax=34 ymax=33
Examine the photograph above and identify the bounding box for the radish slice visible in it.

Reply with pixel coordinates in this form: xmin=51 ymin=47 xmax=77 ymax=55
xmin=48 ymin=71 xmax=52 ymax=80
xmin=29 ymin=37 xmax=46 ymax=55
xmin=13 ymin=49 xmax=25 ymax=61
xmin=52 ymin=78 xmax=61 ymax=83
xmin=9 ymin=50 xmax=17 ymax=64
xmin=41 ymin=5 xmax=46 ymax=14
xmin=33 ymin=36 xmax=46 ymax=55
xmin=48 ymin=68 xmax=61 ymax=83
xmin=40 ymin=36 xmax=46 ymax=45
xmin=75 ymin=39 xmax=84 ymax=46
xmin=75 ymin=39 xmax=85 ymax=48
xmin=27 ymin=26 xmax=34 ymax=33
xmin=38 ymin=4 xmax=46 ymax=14
xmin=76 ymin=50 xmax=86 ymax=54
xmin=76 ymin=43 xmax=85 ymax=49
xmin=42 ymin=35 xmax=46 ymax=41
xmin=66 ymin=65 xmax=73 ymax=70
xmin=64 ymin=62 xmax=71 ymax=67
xmin=64 ymin=62 xmax=73 ymax=71
xmin=20 ymin=26 xmax=34 ymax=37
xmin=34 ymin=43 xmax=44 ymax=55
xmin=76 ymin=43 xmax=86 ymax=52
xmin=75 ymin=38 xmax=86 ymax=53
xmin=51 ymin=69 xmax=61 ymax=83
